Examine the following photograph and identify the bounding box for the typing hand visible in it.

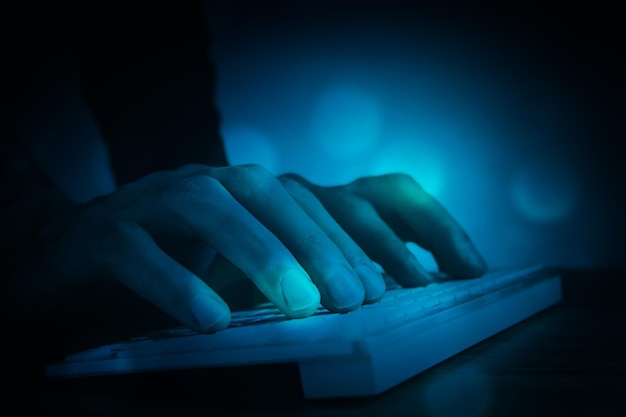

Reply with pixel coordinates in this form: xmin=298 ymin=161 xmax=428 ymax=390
xmin=206 ymin=172 xmax=486 ymax=310
xmin=283 ymin=173 xmax=487 ymax=282
xmin=11 ymin=164 xmax=485 ymax=337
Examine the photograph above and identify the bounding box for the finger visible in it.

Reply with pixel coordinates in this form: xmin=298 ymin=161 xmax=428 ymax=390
xmin=209 ymin=164 xmax=365 ymax=313
xmin=133 ymin=172 xmax=321 ymax=319
xmin=203 ymin=255 xmax=269 ymax=311
xmin=295 ymin=181 xmax=433 ymax=287
xmin=86 ymin=220 xmax=231 ymax=333
xmin=279 ymin=176 xmax=386 ymax=303
xmin=349 ymin=174 xmax=487 ymax=278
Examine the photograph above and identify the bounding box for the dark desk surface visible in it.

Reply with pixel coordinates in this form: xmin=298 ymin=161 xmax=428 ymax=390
xmin=6 ymin=268 xmax=626 ymax=416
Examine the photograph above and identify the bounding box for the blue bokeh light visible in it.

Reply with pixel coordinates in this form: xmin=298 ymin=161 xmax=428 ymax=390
xmin=310 ymin=85 xmax=381 ymax=158
xmin=207 ymin=2 xmax=620 ymax=268
xmin=511 ymin=154 xmax=581 ymax=223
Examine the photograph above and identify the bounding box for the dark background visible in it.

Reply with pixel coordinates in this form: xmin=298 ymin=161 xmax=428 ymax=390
xmin=2 ymin=0 xmax=624 ymax=270
xmin=204 ymin=0 xmax=625 ymax=270
xmin=2 ymin=3 xmax=625 ymax=415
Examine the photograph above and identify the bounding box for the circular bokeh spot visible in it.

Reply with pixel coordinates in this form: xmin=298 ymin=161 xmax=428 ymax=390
xmin=511 ymin=155 xmax=581 ymax=223
xmin=311 ymin=85 xmax=381 ymax=158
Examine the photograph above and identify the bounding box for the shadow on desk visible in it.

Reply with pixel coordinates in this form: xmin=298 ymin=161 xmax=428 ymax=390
xmin=5 ymin=268 xmax=626 ymax=417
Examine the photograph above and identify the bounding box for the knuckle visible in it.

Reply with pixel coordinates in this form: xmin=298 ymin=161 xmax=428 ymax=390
xmin=346 ymin=175 xmax=373 ymax=193
xmin=351 ymin=173 xmax=426 ymax=197
xmin=164 ymin=174 xmax=222 ymax=201
xmin=234 ymin=163 xmax=272 ymax=178
xmin=225 ymin=163 xmax=279 ymax=194
xmin=163 ymin=175 xmax=229 ymax=223
xmin=382 ymin=173 xmax=422 ymax=190
xmin=279 ymin=176 xmax=308 ymax=193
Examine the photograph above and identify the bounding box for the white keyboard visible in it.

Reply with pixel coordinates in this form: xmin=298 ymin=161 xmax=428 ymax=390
xmin=45 ymin=264 xmax=562 ymax=399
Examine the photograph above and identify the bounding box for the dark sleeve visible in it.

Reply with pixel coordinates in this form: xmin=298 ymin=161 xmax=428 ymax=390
xmin=72 ymin=1 xmax=228 ymax=185
xmin=0 ymin=116 xmax=73 ymax=275
xmin=1 ymin=1 xmax=226 ymax=267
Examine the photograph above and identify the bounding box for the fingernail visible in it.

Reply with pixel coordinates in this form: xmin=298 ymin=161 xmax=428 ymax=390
xmin=191 ymin=294 xmax=230 ymax=331
xmin=281 ymin=269 xmax=320 ymax=313
xmin=354 ymin=264 xmax=386 ymax=303
xmin=324 ymin=266 xmax=365 ymax=311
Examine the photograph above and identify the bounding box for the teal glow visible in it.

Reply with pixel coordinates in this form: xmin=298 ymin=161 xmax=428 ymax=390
xmin=221 ymin=125 xmax=279 ymax=173
xmin=310 ymin=85 xmax=381 ymax=158
xmin=511 ymin=155 xmax=581 ymax=223
xmin=207 ymin=4 xmax=601 ymax=269
xmin=371 ymin=138 xmax=446 ymax=199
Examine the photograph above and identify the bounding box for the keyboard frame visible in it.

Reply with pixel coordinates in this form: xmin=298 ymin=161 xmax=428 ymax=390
xmin=301 ymin=267 xmax=562 ymax=397
xmin=45 ymin=265 xmax=562 ymax=399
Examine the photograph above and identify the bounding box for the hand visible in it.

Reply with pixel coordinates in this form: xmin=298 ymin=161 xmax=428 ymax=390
xmin=283 ymin=173 xmax=487 ymax=282
xmin=10 ymin=164 xmax=485 ymax=340
xmin=208 ymin=172 xmax=487 ymax=305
